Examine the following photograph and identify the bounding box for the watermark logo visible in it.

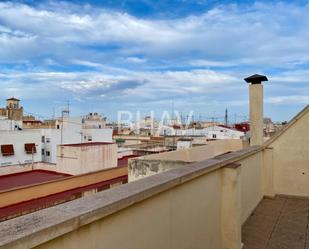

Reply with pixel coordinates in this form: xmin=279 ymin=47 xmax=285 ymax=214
xmin=117 ymin=110 xmax=195 ymax=136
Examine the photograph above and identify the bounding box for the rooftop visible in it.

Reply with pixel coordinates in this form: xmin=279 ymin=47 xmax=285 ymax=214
xmin=0 ymin=170 xmax=70 ymax=191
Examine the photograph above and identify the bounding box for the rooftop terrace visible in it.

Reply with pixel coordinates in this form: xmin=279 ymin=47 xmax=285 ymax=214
xmin=0 ymin=105 xmax=308 ymax=249
xmin=243 ymin=196 xmax=309 ymax=249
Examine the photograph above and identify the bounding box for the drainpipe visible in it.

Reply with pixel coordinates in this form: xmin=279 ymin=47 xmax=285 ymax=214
xmin=244 ymin=74 xmax=268 ymax=146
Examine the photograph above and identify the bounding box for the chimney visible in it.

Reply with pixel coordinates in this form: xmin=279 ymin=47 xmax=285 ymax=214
xmin=244 ymin=74 xmax=268 ymax=146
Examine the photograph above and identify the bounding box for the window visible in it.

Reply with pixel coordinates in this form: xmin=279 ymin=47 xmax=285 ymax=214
xmin=212 ymin=134 xmax=217 ymax=139
xmin=46 ymin=151 xmax=50 ymax=156
xmin=41 ymin=149 xmax=45 ymax=156
xmin=46 ymin=138 xmax=50 ymax=143
xmin=56 ymin=125 xmax=60 ymax=129
xmin=41 ymin=136 xmax=45 ymax=143
xmin=25 ymin=143 xmax=36 ymax=154
xmin=88 ymin=135 xmax=92 ymax=142
xmin=1 ymin=144 xmax=14 ymax=156
xmin=99 ymin=125 xmax=102 ymax=129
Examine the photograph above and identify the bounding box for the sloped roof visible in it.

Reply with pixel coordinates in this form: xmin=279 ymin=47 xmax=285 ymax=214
xmin=264 ymin=105 xmax=309 ymax=146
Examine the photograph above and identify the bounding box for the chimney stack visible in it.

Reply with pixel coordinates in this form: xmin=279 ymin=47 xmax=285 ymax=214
xmin=244 ymin=74 xmax=268 ymax=146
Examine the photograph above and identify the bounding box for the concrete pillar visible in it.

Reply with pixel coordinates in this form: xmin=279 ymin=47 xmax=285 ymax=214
xmin=262 ymin=147 xmax=275 ymax=198
xmin=221 ymin=163 xmax=242 ymax=249
xmin=244 ymin=74 xmax=268 ymax=146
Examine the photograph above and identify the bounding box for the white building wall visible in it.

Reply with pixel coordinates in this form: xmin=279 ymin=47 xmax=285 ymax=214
xmin=82 ymin=129 xmax=113 ymax=143
xmin=41 ymin=129 xmax=61 ymax=164
xmin=41 ymin=117 xmax=113 ymax=164
xmin=159 ymin=126 xmax=244 ymax=139
xmin=0 ymin=117 xmax=22 ymax=131
xmin=0 ymin=130 xmax=41 ymax=166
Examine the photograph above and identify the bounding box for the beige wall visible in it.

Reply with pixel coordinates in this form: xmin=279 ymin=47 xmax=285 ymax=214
xmin=34 ymin=170 xmax=223 ymax=249
xmin=267 ymin=108 xmax=309 ymax=197
xmin=56 ymin=144 xmax=117 ymax=175
xmin=239 ymin=151 xmax=263 ymax=223
xmin=144 ymin=139 xmax=243 ymax=162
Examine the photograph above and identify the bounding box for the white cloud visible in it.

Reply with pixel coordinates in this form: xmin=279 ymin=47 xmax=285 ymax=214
xmin=126 ymin=57 xmax=147 ymax=63
xmin=0 ymin=1 xmax=309 ymax=120
xmin=189 ymin=59 xmax=236 ymax=67
xmin=0 ymin=2 xmax=309 ymax=66
xmin=0 ymin=67 xmax=239 ymax=101
xmin=266 ymin=95 xmax=309 ymax=105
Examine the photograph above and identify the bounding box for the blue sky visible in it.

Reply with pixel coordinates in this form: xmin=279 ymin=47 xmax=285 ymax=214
xmin=0 ymin=0 xmax=309 ymax=122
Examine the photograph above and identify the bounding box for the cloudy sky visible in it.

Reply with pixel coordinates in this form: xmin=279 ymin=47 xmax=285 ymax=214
xmin=0 ymin=0 xmax=309 ymax=122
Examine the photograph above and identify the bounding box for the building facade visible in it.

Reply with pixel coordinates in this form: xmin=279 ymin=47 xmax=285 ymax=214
xmin=0 ymin=130 xmax=41 ymax=166
xmin=41 ymin=117 xmax=113 ymax=164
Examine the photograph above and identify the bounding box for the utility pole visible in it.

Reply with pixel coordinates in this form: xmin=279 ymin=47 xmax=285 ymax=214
xmin=225 ymin=108 xmax=228 ymax=126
